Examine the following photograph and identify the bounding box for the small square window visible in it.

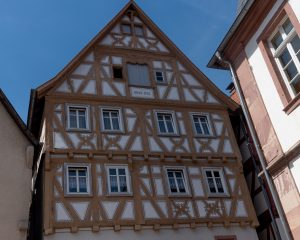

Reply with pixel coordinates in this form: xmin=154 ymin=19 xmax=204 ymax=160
xmin=113 ymin=66 xmax=123 ymax=79
xmin=65 ymin=165 xmax=91 ymax=195
xmin=191 ymin=114 xmax=212 ymax=136
xmin=155 ymin=111 xmax=178 ymax=135
xmin=106 ymin=166 xmax=131 ymax=194
xmin=101 ymin=108 xmax=124 ymax=132
xmin=203 ymin=168 xmax=228 ymax=196
xmin=155 ymin=71 xmax=165 ymax=83
xmin=165 ymin=168 xmax=189 ymax=195
xmin=67 ymin=105 xmax=89 ymax=130
xmin=134 ymin=25 xmax=144 ymax=37
xmin=121 ymin=23 xmax=131 ymax=34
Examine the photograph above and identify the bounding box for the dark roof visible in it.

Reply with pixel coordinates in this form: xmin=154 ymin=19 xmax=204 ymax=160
xmin=0 ymin=88 xmax=37 ymax=145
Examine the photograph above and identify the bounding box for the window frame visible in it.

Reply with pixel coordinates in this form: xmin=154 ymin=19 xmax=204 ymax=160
xmin=164 ymin=166 xmax=190 ymax=196
xmin=202 ymin=167 xmax=229 ymax=197
xmin=100 ymin=107 xmax=125 ymax=133
xmin=105 ymin=165 xmax=132 ymax=196
xmin=154 ymin=70 xmax=166 ymax=84
xmin=190 ymin=112 xmax=213 ymax=137
xmin=120 ymin=23 xmax=132 ymax=35
xmin=64 ymin=163 xmax=92 ymax=196
xmin=257 ymin=3 xmax=300 ymax=114
xmin=133 ymin=24 xmax=145 ymax=37
xmin=66 ymin=104 xmax=90 ymax=131
xmin=268 ymin=17 xmax=300 ymax=98
xmin=154 ymin=110 xmax=179 ymax=136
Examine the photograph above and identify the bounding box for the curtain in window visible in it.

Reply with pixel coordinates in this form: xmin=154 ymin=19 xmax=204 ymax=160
xmin=127 ymin=63 xmax=151 ymax=86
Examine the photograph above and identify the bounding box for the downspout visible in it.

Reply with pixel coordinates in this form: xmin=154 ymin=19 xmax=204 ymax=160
xmin=215 ymin=52 xmax=293 ymax=240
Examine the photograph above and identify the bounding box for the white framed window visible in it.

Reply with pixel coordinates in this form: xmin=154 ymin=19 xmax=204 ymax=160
xmin=127 ymin=63 xmax=151 ymax=87
xmin=203 ymin=168 xmax=228 ymax=196
xmin=155 ymin=111 xmax=178 ymax=135
xmin=65 ymin=164 xmax=91 ymax=195
xmin=165 ymin=167 xmax=189 ymax=195
xmin=106 ymin=165 xmax=131 ymax=195
xmin=155 ymin=71 xmax=165 ymax=83
xmin=191 ymin=113 xmax=212 ymax=136
xmin=269 ymin=17 xmax=300 ymax=96
xmin=67 ymin=105 xmax=90 ymax=130
xmin=100 ymin=108 xmax=124 ymax=132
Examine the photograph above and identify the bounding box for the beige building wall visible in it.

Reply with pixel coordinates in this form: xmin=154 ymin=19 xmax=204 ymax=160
xmin=0 ymin=103 xmax=33 ymax=240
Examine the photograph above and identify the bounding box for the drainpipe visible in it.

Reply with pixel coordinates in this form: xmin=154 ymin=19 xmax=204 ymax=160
xmin=215 ymin=52 xmax=293 ymax=240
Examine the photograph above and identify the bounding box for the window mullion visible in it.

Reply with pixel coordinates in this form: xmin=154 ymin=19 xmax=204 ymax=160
xmin=116 ymin=169 xmax=121 ymax=192
xmin=76 ymin=170 xmax=80 ymax=192
xmin=212 ymin=174 xmax=218 ymax=193
xmin=174 ymin=172 xmax=180 ymax=192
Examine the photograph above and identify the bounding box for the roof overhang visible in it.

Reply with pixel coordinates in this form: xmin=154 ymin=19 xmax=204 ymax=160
xmin=0 ymin=88 xmax=38 ymax=145
xmin=207 ymin=0 xmax=255 ymax=69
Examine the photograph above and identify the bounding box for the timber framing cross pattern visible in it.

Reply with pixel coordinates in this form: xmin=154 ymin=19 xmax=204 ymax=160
xmin=27 ymin=1 xmax=259 ymax=239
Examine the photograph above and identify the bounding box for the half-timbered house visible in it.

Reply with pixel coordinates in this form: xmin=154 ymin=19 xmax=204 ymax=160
xmin=28 ymin=2 xmax=259 ymax=239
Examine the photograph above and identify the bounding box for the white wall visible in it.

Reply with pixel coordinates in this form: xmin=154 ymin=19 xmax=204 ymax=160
xmin=0 ymin=104 xmax=33 ymax=240
xmin=45 ymin=226 xmax=258 ymax=240
xmin=244 ymin=0 xmax=300 ymax=153
xmin=290 ymin=156 xmax=300 ymax=192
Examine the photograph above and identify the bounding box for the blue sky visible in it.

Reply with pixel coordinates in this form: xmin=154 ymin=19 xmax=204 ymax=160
xmin=0 ymin=0 xmax=237 ymax=121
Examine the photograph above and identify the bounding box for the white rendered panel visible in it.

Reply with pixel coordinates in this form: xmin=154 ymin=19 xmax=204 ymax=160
xmin=73 ymin=64 xmax=92 ymax=76
xmin=143 ymin=201 xmax=159 ymax=219
xmin=53 ymin=132 xmax=68 ymax=149
xmin=82 ymin=80 xmax=97 ymax=95
xmin=121 ymin=201 xmax=134 ymax=220
xmin=102 ymin=201 xmax=119 ymax=220
xmin=70 ymin=202 xmax=89 ymax=220
xmin=55 ymin=203 xmax=71 ymax=221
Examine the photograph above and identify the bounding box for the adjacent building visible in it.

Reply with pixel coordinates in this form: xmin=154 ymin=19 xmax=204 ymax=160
xmin=208 ymin=0 xmax=300 ymax=239
xmin=0 ymin=89 xmax=36 ymax=240
xmin=28 ymin=1 xmax=259 ymax=240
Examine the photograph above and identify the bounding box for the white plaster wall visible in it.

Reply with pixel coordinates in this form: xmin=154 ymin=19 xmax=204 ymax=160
xmin=45 ymin=226 xmax=258 ymax=240
xmin=0 ymin=104 xmax=32 ymax=240
xmin=244 ymin=0 xmax=300 ymax=153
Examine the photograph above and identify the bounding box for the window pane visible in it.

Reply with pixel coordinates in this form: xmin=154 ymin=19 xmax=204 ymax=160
xmin=119 ymin=176 xmax=127 ymax=192
xmin=177 ymin=178 xmax=186 ymax=193
xmin=205 ymin=171 xmax=212 ymax=178
xmin=112 ymin=117 xmax=120 ymax=130
xmin=69 ymin=169 xmax=76 ymax=176
xmin=122 ymin=24 xmax=131 ymax=34
xmin=155 ymin=71 xmax=164 ymax=82
xmin=279 ymin=48 xmax=292 ymax=67
xmin=213 ymin=171 xmax=220 ymax=178
xmin=215 ymin=178 xmax=224 ymax=193
xmin=282 ymin=19 xmax=293 ymax=34
xmin=271 ymin=32 xmax=283 ymax=49
xmin=158 ymin=120 xmax=166 ymax=133
xmin=208 ymin=178 xmax=216 ymax=193
xmin=79 ymin=177 xmax=87 ymax=192
xmin=113 ymin=67 xmax=123 ymax=79
xmin=200 ymin=117 xmax=210 ymax=135
xmin=78 ymin=115 xmax=86 ymax=129
xmin=166 ymin=119 xmax=174 ymax=133
xmin=69 ymin=176 xmax=77 ymax=193
xmin=78 ymin=169 xmax=87 ymax=177
xmin=109 ymin=168 xmax=117 ymax=175
xmin=285 ymin=62 xmax=298 ymax=80
xmin=103 ymin=117 xmax=111 ymax=130
xmin=110 ymin=176 xmax=118 ymax=192
xmin=291 ymin=35 xmax=300 ymax=54
xmin=118 ymin=168 xmax=126 ymax=175
xmin=134 ymin=25 xmax=144 ymax=36
xmin=195 ymin=123 xmax=202 ymax=134
xmin=69 ymin=115 xmax=77 ymax=128
xmin=168 ymin=177 xmax=177 ymax=193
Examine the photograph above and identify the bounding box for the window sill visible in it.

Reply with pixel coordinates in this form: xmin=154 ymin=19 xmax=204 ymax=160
xmin=64 ymin=192 xmax=93 ymax=198
xmin=193 ymin=134 xmax=215 ymax=138
xmin=207 ymin=193 xmax=230 ymax=198
xmin=283 ymin=92 xmax=300 ymax=115
xmin=66 ymin=128 xmax=91 ymax=133
xmin=106 ymin=193 xmax=133 ymax=197
xmin=167 ymin=193 xmax=192 ymax=198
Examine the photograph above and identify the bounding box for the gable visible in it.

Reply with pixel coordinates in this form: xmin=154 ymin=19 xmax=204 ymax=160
xmin=36 ymin=2 xmax=237 ymax=110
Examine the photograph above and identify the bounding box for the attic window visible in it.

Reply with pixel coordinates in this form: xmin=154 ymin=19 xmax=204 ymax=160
xmin=121 ymin=23 xmax=132 ymax=34
xmin=113 ymin=66 xmax=123 ymax=79
xmin=134 ymin=25 xmax=144 ymax=37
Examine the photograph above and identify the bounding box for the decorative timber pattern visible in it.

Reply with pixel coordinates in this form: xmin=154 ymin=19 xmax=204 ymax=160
xmin=34 ymin=1 xmax=257 ymax=236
